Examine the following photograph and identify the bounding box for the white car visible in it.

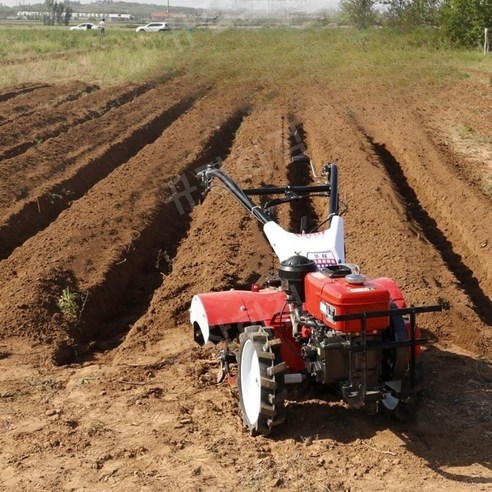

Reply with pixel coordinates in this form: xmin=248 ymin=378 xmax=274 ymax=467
xmin=69 ymin=23 xmax=96 ymax=31
xmin=135 ymin=22 xmax=170 ymax=32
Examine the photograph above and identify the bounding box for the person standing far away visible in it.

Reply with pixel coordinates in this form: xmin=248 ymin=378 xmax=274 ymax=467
xmin=99 ymin=18 xmax=106 ymax=36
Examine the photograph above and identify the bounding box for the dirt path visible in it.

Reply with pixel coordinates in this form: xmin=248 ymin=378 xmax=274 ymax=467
xmin=0 ymin=75 xmax=490 ymax=491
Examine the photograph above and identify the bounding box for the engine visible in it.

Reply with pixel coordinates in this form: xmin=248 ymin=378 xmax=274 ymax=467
xmin=278 ymin=256 xmax=394 ymax=395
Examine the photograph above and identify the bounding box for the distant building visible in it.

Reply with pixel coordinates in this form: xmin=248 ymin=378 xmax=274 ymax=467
xmin=17 ymin=11 xmax=133 ymax=21
xmin=17 ymin=11 xmax=44 ymax=19
xmin=107 ymin=13 xmax=133 ymax=21
xmin=150 ymin=12 xmax=191 ymax=21
xmin=71 ymin=12 xmax=134 ymax=20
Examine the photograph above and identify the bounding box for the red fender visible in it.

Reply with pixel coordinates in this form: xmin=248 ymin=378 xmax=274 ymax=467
xmin=190 ymin=289 xmax=286 ymax=345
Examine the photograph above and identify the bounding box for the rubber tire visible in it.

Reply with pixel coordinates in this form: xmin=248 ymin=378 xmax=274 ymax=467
xmin=237 ymin=326 xmax=285 ymax=436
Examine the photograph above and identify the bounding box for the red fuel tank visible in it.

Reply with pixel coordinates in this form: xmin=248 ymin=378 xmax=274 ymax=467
xmin=304 ymin=272 xmax=390 ymax=333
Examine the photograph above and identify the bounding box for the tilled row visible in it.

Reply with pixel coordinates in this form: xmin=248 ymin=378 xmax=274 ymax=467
xmin=116 ymin=93 xmax=491 ymax=363
xmin=364 ymin=131 xmax=492 ymax=324
xmin=0 ymin=81 xmax=155 ymax=160
xmin=114 ymin=104 xmax=297 ymax=364
xmin=345 ymin=104 xmax=492 ymax=329
xmin=0 ymin=82 xmax=49 ymax=104
xmin=0 ymin=76 xmax=200 ymax=259
xmin=0 ymin=81 xmax=488 ymax=364
xmin=0 ymin=86 xmax=253 ymax=364
xmin=0 ymin=81 xmax=98 ymax=132
xmin=299 ymin=92 xmax=490 ymax=357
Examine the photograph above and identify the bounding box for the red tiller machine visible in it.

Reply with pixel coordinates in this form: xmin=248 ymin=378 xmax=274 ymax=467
xmin=190 ymin=161 xmax=442 ymax=436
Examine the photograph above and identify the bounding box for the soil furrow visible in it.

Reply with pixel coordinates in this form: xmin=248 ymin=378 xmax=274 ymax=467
xmin=365 ymin=133 xmax=492 ymax=325
xmin=78 ymin=109 xmax=247 ymax=356
xmin=0 ymin=82 xmax=49 ymax=102
xmin=115 ymin=105 xmax=291 ymax=363
xmin=298 ymin=93 xmax=490 ymax=357
xmin=340 ymin=98 xmax=492 ymax=310
xmin=0 ymin=81 xmax=99 ymax=129
xmin=0 ymin=92 xmax=202 ymax=260
xmin=0 ymin=79 xmax=177 ymax=209
xmin=0 ymin=77 xmax=197 ymax=224
xmin=0 ymin=87 xmax=253 ymax=364
xmin=287 ymin=120 xmax=320 ymax=234
xmin=0 ymin=81 xmax=154 ymax=161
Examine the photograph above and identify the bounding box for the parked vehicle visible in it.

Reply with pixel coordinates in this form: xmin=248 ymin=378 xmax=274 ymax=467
xmin=135 ymin=22 xmax=170 ymax=32
xmin=69 ymin=23 xmax=96 ymax=31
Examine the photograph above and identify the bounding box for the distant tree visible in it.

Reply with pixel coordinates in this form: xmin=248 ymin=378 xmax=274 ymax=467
xmin=43 ymin=0 xmax=72 ymax=25
xmin=441 ymin=0 xmax=492 ymax=47
xmin=63 ymin=6 xmax=73 ymax=25
xmin=44 ymin=0 xmax=55 ymax=25
xmin=380 ymin=0 xmax=442 ymax=29
xmin=0 ymin=5 xmax=17 ymax=19
xmin=340 ymin=0 xmax=378 ymax=29
xmin=54 ymin=1 xmax=64 ymax=24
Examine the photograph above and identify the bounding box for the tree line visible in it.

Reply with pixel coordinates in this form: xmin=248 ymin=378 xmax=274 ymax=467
xmin=43 ymin=0 xmax=73 ymax=26
xmin=2 ymin=0 xmax=490 ymax=48
xmin=341 ymin=0 xmax=492 ymax=48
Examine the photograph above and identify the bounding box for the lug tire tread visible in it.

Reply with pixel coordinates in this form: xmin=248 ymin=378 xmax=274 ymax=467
xmin=237 ymin=326 xmax=286 ymax=436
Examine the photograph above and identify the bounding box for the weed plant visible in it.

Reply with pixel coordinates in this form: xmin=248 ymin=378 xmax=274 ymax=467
xmin=57 ymin=287 xmax=87 ymax=319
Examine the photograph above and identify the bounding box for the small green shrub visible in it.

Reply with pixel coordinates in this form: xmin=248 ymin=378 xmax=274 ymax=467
xmin=57 ymin=287 xmax=85 ymax=319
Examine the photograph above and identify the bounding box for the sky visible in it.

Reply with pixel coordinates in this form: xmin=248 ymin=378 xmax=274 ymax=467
xmin=4 ymin=0 xmax=341 ymax=12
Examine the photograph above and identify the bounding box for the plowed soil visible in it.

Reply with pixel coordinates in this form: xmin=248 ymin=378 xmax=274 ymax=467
xmin=0 ymin=71 xmax=491 ymax=491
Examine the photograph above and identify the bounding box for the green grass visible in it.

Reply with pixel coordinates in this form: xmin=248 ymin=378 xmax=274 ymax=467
xmin=168 ymin=27 xmax=492 ymax=97
xmin=1 ymin=26 xmax=492 ymax=90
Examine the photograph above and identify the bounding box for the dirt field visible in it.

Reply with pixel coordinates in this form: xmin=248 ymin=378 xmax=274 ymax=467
xmin=0 ymin=69 xmax=491 ymax=491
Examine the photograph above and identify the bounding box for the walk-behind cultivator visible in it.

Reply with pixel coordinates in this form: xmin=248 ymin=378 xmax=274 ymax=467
xmin=190 ymin=161 xmax=442 ymax=436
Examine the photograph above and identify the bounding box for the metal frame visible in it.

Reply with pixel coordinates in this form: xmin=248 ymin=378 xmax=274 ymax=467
xmin=198 ymin=163 xmax=339 ymax=227
xmin=333 ymin=304 xmax=442 ymax=403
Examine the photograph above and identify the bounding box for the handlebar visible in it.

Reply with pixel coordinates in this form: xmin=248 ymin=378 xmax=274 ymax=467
xmin=197 ymin=162 xmax=340 ymax=227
